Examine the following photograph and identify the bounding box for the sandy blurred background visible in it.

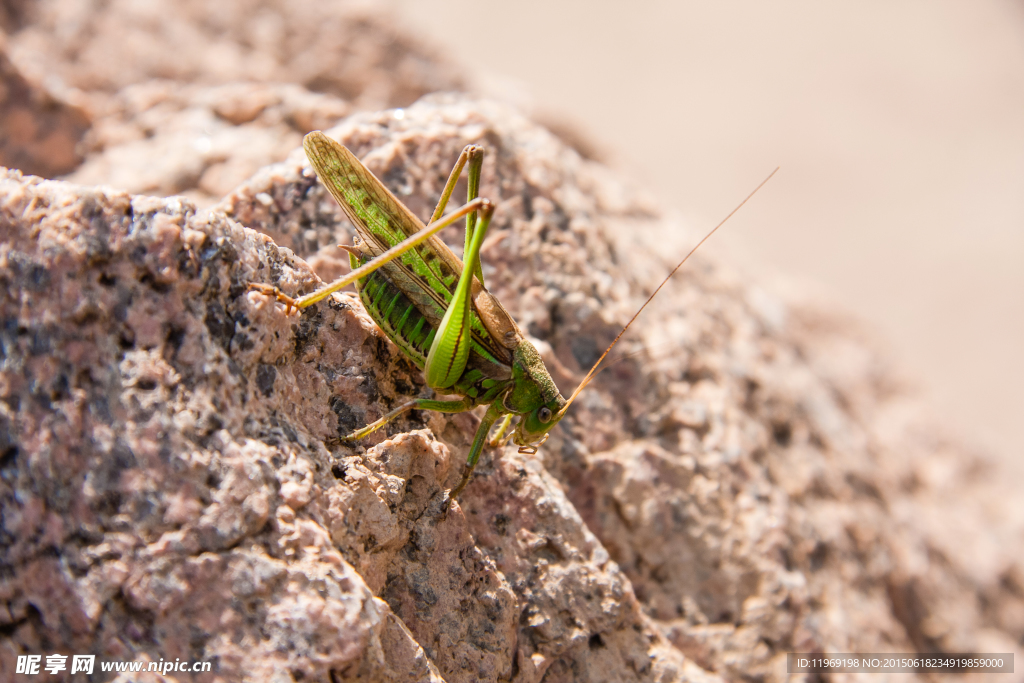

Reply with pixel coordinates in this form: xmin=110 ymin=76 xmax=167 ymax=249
xmin=393 ymin=0 xmax=1024 ymax=468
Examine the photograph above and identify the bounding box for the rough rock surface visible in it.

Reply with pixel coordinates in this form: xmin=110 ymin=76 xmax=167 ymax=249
xmin=0 ymin=35 xmax=89 ymax=179
xmin=7 ymin=0 xmax=463 ymax=109
xmin=66 ymin=81 xmax=351 ymax=206
xmin=221 ymin=98 xmax=1024 ymax=679
xmin=4 ymin=0 xmax=464 ymax=204
xmin=1 ymin=1 xmax=1023 ymax=682
xmin=2 ymin=95 xmax=1022 ymax=682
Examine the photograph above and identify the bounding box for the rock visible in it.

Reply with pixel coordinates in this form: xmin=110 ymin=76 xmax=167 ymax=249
xmin=0 ymin=35 xmax=89 ymax=178
xmin=2 ymin=94 xmax=1021 ymax=682
xmin=223 ymin=96 xmax=1024 ymax=678
xmin=0 ymin=170 xmax=443 ymax=681
xmin=0 ymin=1 xmax=1021 ymax=681
xmin=0 ymin=97 xmax=695 ymax=681
xmin=7 ymin=0 xmax=463 ymax=109
xmin=5 ymin=0 xmax=464 ymax=199
xmin=66 ymin=81 xmax=352 ymax=206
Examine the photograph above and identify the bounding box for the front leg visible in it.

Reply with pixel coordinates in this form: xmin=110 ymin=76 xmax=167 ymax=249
xmin=487 ymin=413 xmax=515 ymax=448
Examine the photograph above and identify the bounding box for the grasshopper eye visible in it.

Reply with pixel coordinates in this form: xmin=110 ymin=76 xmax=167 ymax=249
xmin=538 ymin=407 xmax=553 ymax=423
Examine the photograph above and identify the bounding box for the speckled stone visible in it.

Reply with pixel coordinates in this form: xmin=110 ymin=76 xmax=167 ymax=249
xmin=2 ymin=95 xmax=1021 ymax=682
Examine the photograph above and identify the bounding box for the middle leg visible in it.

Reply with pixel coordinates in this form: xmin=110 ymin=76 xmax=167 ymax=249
xmin=342 ymin=395 xmax=475 ymax=442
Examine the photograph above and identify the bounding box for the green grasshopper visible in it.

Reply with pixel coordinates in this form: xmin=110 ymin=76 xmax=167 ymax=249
xmin=251 ymin=131 xmax=775 ymax=505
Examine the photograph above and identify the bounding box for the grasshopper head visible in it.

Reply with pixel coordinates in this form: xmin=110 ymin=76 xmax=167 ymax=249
xmin=504 ymin=340 xmax=567 ymax=453
xmin=511 ymin=396 xmax=566 ymax=453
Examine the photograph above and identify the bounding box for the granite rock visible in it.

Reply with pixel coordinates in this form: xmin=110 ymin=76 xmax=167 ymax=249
xmin=0 ymin=35 xmax=89 ymax=179
xmin=7 ymin=0 xmax=463 ymax=109
xmin=2 ymin=95 xmax=1021 ymax=682
xmin=0 ymin=1 xmax=1021 ymax=679
xmin=4 ymin=0 xmax=464 ymax=201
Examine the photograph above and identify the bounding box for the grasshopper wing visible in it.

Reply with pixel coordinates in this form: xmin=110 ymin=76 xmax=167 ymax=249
xmin=303 ymin=132 xmax=521 ymax=371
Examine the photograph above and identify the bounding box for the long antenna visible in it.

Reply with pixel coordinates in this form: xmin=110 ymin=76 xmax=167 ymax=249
xmin=557 ymin=167 xmax=779 ymax=418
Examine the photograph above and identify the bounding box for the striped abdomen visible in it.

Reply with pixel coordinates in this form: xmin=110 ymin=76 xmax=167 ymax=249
xmin=352 ymin=255 xmax=511 ymax=401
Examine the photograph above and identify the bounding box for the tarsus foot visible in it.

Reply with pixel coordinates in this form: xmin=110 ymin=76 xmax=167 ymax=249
xmin=248 ymin=283 xmax=299 ymax=314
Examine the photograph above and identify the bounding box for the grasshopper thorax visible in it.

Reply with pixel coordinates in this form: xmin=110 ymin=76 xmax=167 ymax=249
xmin=504 ymin=338 xmax=566 ymax=450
